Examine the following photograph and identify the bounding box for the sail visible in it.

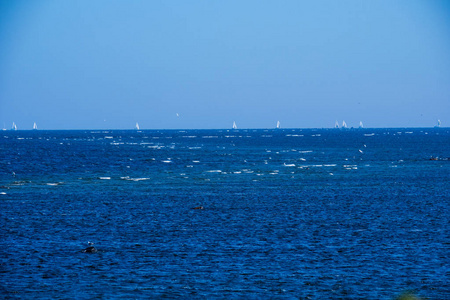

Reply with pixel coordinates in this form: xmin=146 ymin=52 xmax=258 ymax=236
xmin=33 ymin=122 xmax=37 ymax=130
xmin=12 ymin=122 xmax=17 ymax=131
xmin=437 ymin=120 xmax=441 ymax=127
xmin=135 ymin=122 xmax=140 ymax=130
xmin=335 ymin=121 xmax=339 ymax=128
xmin=359 ymin=121 xmax=363 ymax=128
xmin=342 ymin=121 xmax=347 ymax=128
xmin=232 ymin=121 xmax=237 ymax=129
xmin=276 ymin=121 xmax=280 ymax=129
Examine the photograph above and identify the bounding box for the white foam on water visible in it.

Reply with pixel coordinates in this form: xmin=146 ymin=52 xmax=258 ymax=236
xmin=284 ymin=163 xmax=296 ymax=167
xmin=299 ymin=150 xmax=313 ymax=153
xmin=104 ymin=136 xmax=113 ymax=139
xmin=99 ymin=177 xmax=111 ymax=180
xmin=0 ymin=192 xmax=6 ymax=195
xmin=162 ymin=160 xmax=172 ymax=163
xmin=299 ymin=158 xmax=306 ymax=161
xmin=233 ymin=171 xmax=242 ymax=174
xmin=130 ymin=178 xmax=150 ymax=181
xmin=186 ymin=165 xmax=194 ymax=168
xmin=193 ymin=160 xmax=200 ymax=163
xmin=205 ymin=170 xmax=222 ymax=173
xmin=364 ymin=133 xmax=375 ymax=136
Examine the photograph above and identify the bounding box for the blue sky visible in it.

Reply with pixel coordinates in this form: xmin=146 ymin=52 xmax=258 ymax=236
xmin=0 ymin=0 xmax=449 ymax=129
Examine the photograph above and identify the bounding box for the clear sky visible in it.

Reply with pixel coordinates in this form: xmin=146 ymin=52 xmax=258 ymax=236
xmin=0 ymin=0 xmax=449 ymax=130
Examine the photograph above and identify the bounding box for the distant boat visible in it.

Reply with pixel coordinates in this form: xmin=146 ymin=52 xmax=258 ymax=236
xmin=135 ymin=122 xmax=140 ymax=130
xmin=435 ymin=119 xmax=441 ymax=128
xmin=359 ymin=121 xmax=363 ymax=128
xmin=232 ymin=121 xmax=237 ymax=129
xmin=11 ymin=122 xmax=17 ymax=131
xmin=334 ymin=121 xmax=339 ymax=128
xmin=33 ymin=122 xmax=38 ymax=130
xmin=342 ymin=121 xmax=347 ymax=129
xmin=276 ymin=121 xmax=280 ymax=129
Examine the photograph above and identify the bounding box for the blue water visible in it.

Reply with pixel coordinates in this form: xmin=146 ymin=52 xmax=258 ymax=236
xmin=1 ymin=128 xmax=449 ymax=299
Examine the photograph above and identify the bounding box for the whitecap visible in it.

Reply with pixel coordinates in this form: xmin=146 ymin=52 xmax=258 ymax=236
xmin=99 ymin=177 xmax=111 ymax=180
xmin=364 ymin=133 xmax=375 ymax=136
xmin=205 ymin=170 xmax=222 ymax=173
xmin=284 ymin=163 xmax=296 ymax=167
xmin=162 ymin=160 xmax=172 ymax=163
xmin=130 ymin=178 xmax=150 ymax=181
xmin=0 ymin=192 xmax=7 ymax=195
xmin=299 ymin=150 xmax=313 ymax=153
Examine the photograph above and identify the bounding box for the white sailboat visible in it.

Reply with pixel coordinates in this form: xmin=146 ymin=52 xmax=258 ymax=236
xmin=359 ymin=121 xmax=363 ymax=128
xmin=33 ymin=122 xmax=38 ymax=130
xmin=135 ymin=122 xmax=140 ymax=130
xmin=436 ymin=119 xmax=441 ymax=128
xmin=232 ymin=121 xmax=237 ymax=129
xmin=334 ymin=121 xmax=339 ymax=129
xmin=342 ymin=120 xmax=347 ymax=129
xmin=11 ymin=122 xmax=17 ymax=131
xmin=276 ymin=121 xmax=280 ymax=129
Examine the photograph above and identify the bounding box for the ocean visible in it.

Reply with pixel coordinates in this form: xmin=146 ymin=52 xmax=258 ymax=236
xmin=0 ymin=128 xmax=449 ymax=299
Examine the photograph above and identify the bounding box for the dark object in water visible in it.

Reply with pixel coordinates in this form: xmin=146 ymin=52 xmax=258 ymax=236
xmin=82 ymin=242 xmax=97 ymax=253
xmin=429 ymin=156 xmax=449 ymax=161
xmin=192 ymin=206 xmax=204 ymax=210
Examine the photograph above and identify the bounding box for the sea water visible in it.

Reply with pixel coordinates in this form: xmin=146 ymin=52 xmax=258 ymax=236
xmin=0 ymin=128 xmax=448 ymax=299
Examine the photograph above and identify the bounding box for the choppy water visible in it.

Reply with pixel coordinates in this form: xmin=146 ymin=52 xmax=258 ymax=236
xmin=1 ymin=128 xmax=449 ymax=299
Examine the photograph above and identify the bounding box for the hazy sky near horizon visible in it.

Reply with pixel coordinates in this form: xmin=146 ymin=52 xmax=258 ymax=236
xmin=0 ymin=0 xmax=449 ymax=129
